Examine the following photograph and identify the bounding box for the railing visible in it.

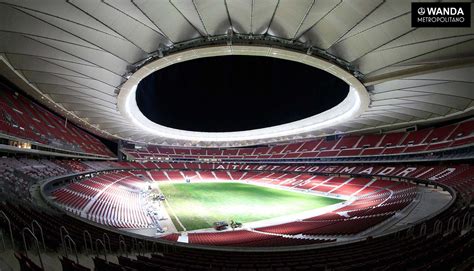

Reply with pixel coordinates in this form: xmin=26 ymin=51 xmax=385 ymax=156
xmin=103 ymin=232 xmax=111 ymax=253
xmin=59 ymin=225 xmax=70 ymax=256
xmin=64 ymin=235 xmax=79 ymax=264
xmin=136 ymin=241 xmax=145 ymax=256
xmin=119 ymin=236 xmax=128 ymax=257
xmin=22 ymin=227 xmax=44 ymax=270
xmin=462 ymin=212 xmax=472 ymax=230
xmin=447 ymin=216 xmax=461 ymax=234
xmin=0 ymin=211 xmax=14 ymax=250
xmin=0 ymin=231 xmax=5 ymax=251
xmin=433 ymin=219 xmax=443 ymax=235
xmin=419 ymin=223 xmax=427 ymax=237
xmin=95 ymin=239 xmax=107 ymax=261
xmin=131 ymin=237 xmax=137 ymax=253
xmin=31 ymin=220 xmax=46 ymax=252
xmin=83 ymin=230 xmax=93 ymax=255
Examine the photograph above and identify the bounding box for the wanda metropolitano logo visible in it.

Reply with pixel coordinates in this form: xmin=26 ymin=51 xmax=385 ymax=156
xmin=412 ymin=2 xmax=471 ymax=27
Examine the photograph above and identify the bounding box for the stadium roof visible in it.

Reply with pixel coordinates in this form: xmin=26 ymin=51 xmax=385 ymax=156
xmin=0 ymin=0 xmax=473 ymax=147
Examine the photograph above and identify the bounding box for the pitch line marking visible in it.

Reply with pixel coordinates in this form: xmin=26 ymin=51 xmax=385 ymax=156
xmin=159 ymin=187 xmax=187 ymax=232
xmin=163 ymin=199 xmax=186 ymax=232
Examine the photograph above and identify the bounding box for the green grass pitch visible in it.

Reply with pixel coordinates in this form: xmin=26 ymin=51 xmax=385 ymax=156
xmin=158 ymin=182 xmax=344 ymax=231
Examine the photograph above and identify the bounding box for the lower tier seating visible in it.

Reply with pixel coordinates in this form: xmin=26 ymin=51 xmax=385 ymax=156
xmin=51 ymin=172 xmax=152 ymax=229
xmin=47 ymin=168 xmax=419 ymax=246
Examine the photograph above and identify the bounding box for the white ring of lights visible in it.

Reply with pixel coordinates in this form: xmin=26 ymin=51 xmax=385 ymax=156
xmin=117 ymin=45 xmax=369 ymax=144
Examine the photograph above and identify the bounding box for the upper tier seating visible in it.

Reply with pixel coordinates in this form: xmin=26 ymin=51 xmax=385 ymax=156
xmin=0 ymin=84 xmax=114 ymax=157
xmin=124 ymin=119 xmax=474 ymax=161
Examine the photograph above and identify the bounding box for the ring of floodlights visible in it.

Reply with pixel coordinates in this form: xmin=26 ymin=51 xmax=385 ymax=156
xmin=117 ymin=45 xmax=369 ymax=144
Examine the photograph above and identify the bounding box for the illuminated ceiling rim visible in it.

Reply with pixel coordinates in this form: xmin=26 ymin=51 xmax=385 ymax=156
xmin=117 ymin=45 xmax=369 ymax=143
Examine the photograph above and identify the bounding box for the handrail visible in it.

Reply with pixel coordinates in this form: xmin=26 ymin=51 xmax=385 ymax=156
xmin=137 ymin=241 xmax=145 ymax=256
xmin=119 ymin=240 xmax=128 ymax=257
xmin=0 ymin=231 xmax=5 ymax=251
xmin=64 ymin=235 xmax=79 ymax=264
xmin=434 ymin=220 xmax=443 ymax=235
xmin=0 ymin=211 xmax=14 ymax=250
xmin=419 ymin=223 xmax=427 ymax=237
xmin=453 ymin=217 xmax=460 ymax=232
xmin=406 ymin=226 xmax=415 ymax=238
xmin=102 ymin=232 xmax=111 ymax=253
xmin=83 ymin=230 xmax=93 ymax=255
xmin=447 ymin=216 xmax=455 ymax=234
xmin=59 ymin=226 xmax=70 ymax=256
xmin=31 ymin=220 xmax=46 ymax=252
xmin=151 ymin=241 xmax=158 ymax=253
xmin=95 ymin=239 xmax=107 ymax=261
xmin=131 ymin=237 xmax=137 ymax=253
xmin=119 ymin=235 xmax=126 ymax=244
xmin=141 ymin=241 xmax=146 ymax=254
xmin=462 ymin=212 xmax=471 ymax=230
xmin=22 ymin=227 xmax=44 ymax=270
xmin=118 ymin=235 xmax=126 ymax=255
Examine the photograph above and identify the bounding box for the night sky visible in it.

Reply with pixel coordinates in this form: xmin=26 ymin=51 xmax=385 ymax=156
xmin=136 ymin=55 xmax=349 ymax=132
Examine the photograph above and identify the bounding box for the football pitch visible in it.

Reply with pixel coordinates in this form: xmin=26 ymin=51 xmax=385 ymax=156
xmin=158 ymin=182 xmax=344 ymax=231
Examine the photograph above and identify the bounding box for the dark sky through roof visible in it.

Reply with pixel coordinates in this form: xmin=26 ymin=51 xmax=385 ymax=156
xmin=136 ymin=55 xmax=349 ymax=132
